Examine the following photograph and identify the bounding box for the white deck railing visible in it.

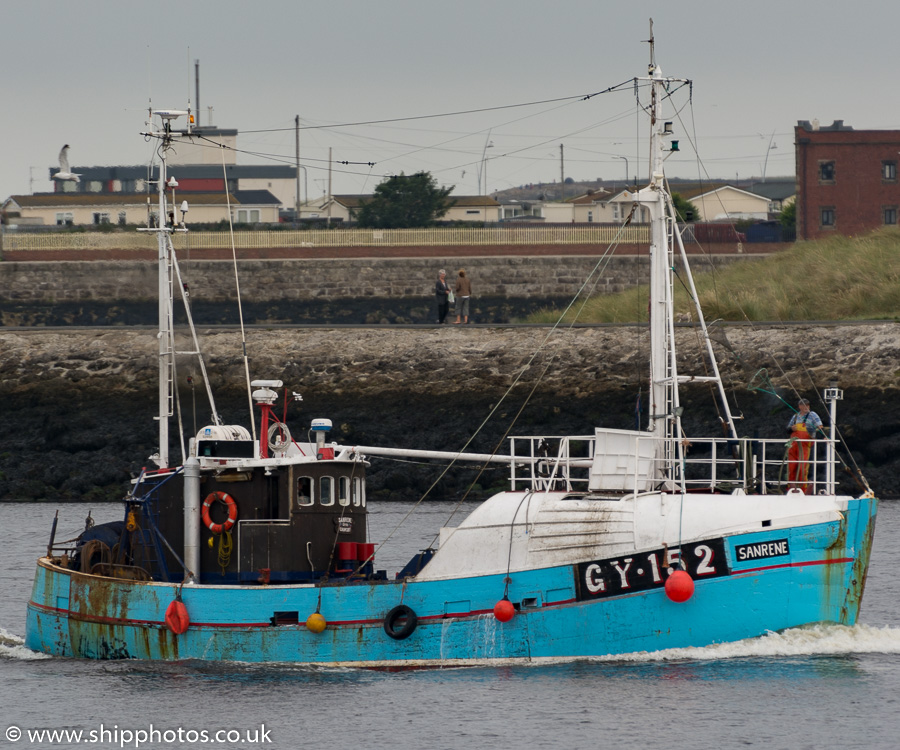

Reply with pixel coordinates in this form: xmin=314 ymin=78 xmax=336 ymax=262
xmin=508 ymin=434 xmax=840 ymax=496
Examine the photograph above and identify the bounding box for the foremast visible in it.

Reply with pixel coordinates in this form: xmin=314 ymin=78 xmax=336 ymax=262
xmin=139 ymin=109 xmax=220 ymax=469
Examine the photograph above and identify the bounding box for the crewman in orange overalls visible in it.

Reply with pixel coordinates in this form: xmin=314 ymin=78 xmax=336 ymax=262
xmin=787 ymin=398 xmax=823 ymax=493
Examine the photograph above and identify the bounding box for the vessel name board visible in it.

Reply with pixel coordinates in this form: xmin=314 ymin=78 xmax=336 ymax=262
xmin=575 ymin=538 xmax=729 ymax=601
xmin=734 ymin=538 xmax=790 ymax=562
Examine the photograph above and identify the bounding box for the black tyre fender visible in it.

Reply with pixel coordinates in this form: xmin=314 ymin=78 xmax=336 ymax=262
xmin=383 ymin=604 xmax=418 ymax=640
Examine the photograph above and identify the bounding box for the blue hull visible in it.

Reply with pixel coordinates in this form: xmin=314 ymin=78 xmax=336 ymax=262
xmin=25 ymin=497 xmax=877 ymax=665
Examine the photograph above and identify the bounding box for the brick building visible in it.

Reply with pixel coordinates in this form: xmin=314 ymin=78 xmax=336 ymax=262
xmin=795 ymin=120 xmax=900 ymax=240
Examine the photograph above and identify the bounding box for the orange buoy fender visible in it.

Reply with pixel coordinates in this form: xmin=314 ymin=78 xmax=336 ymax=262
xmin=165 ymin=598 xmax=190 ymax=635
xmin=201 ymin=491 xmax=238 ymax=534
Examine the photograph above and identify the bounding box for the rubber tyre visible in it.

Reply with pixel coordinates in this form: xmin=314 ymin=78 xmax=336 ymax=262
xmin=383 ymin=604 xmax=418 ymax=640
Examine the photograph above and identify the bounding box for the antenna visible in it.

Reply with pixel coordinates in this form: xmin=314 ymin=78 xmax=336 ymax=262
xmin=147 ymin=45 xmax=153 ymax=122
xmin=185 ymin=47 xmax=193 ymax=134
xmin=195 ymin=59 xmax=201 ymax=128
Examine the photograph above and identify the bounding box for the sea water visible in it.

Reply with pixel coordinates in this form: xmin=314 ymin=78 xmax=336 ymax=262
xmin=2 ymin=500 xmax=899 ymax=750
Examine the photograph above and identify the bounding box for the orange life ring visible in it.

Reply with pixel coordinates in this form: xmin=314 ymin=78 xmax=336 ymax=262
xmin=201 ymin=491 xmax=238 ymax=534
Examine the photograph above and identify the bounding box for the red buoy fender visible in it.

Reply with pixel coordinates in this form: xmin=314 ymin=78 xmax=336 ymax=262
xmin=494 ymin=598 xmax=515 ymax=622
xmin=201 ymin=491 xmax=238 ymax=534
xmin=665 ymin=569 xmax=695 ymax=603
xmin=165 ymin=598 xmax=190 ymax=635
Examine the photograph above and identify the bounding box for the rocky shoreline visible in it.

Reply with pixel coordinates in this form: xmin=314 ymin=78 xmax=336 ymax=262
xmin=1 ymin=322 xmax=898 ymax=500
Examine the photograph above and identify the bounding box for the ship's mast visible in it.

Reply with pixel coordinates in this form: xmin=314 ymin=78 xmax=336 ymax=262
xmin=634 ymin=28 xmax=680 ymax=440
xmin=140 ymin=110 xmax=188 ymax=468
xmin=634 ymin=24 xmax=739 ymax=460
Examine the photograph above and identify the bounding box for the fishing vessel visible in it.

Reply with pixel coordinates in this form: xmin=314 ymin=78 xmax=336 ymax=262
xmin=25 ymin=37 xmax=877 ymax=666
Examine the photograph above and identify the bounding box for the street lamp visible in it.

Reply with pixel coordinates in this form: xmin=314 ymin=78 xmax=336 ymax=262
xmin=614 ymin=155 xmax=629 ymax=188
xmin=478 ymin=132 xmax=494 ymax=196
xmin=760 ymin=130 xmax=777 ymax=183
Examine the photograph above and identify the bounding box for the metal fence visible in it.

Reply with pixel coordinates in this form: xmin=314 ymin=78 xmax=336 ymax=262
xmin=2 ymin=225 xmax=652 ymax=252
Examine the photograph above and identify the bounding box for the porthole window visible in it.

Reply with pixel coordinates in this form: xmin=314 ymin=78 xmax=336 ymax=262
xmin=320 ymin=476 xmax=335 ymax=506
xmin=297 ymin=476 xmax=313 ymax=507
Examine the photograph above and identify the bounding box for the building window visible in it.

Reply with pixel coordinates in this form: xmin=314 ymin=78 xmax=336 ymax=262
xmin=235 ymin=209 xmax=260 ymax=223
xmin=587 ymin=211 xmax=593 ymax=223
xmin=55 ymin=212 xmax=74 ymax=226
xmin=818 ymin=161 xmax=835 ymax=182
xmin=465 ymin=209 xmax=480 ymax=215
xmin=883 ymin=206 xmax=898 ymax=225
xmin=883 ymin=161 xmax=897 ymax=182
xmin=612 ymin=203 xmax=620 ymax=220
xmin=820 ymin=207 xmax=835 ymax=228
xmin=92 ymin=212 xmax=110 ymax=225
xmin=118 ymin=211 xmax=127 ymax=225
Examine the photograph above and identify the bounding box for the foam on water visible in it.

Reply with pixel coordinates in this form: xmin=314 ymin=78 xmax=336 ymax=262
xmin=593 ymin=623 xmax=900 ymax=663
xmin=0 ymin=627 xmax=48 ymax=660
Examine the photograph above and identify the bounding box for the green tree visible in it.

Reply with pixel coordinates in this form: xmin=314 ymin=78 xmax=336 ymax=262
xmin=356 ymin=172 xmax=454 ymax=228
xmin=671 ymin=192 xmax=700 ymax=222
xmin=778 ymin=200 xmax=796 ymax=228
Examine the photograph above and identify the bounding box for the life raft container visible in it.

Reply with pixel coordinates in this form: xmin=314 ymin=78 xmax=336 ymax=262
xmin=201 ymin=491 xmax=238 ymax=534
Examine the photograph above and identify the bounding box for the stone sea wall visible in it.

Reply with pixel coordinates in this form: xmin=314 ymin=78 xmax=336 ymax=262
xmin=0 ymin=323 xmax=898 ymax=501
xmin=0 ymin=255 xmax=756 ymax=326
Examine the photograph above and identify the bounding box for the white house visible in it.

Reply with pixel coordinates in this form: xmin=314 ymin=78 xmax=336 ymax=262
xmin=690 ymin=185 xmax=771 ymax=222
xmin=298 ymin=194 xmax=501 ymax=223
xmin=2 ymin=190 xmax=281 ymax=227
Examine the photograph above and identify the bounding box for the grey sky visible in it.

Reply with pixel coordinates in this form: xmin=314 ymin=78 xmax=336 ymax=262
xmin=2 ymin=0 xmax=897 ymax=203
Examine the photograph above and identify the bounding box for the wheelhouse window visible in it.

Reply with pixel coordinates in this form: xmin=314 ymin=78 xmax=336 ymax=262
xmin=338 ymin=476 xmax=351 ymax=506
xmin=883 ymin=161 xmax=897 ymax=182
xmin=820 ymin=207 xmax=835 ymax=228
xmin=320 ymin=476 xmax=334 ymax=506
xmin=297 ymin=476 xmax=313 ymax=506
xmin=883 ymin=206 xmax=898 ymax=225
xmin=818 ymin=161 xmax=835 ymax=182
xmin=353 ymin=477 xmax=365 ymax=507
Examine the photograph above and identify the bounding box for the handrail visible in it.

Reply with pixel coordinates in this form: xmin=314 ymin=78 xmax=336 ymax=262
xmin=508 ymin=434 xmax=842 ymax=496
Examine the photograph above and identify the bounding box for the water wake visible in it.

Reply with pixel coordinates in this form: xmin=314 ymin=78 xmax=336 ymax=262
xmin=594 ymin=623 xmax=900 ymax=663
xmin=0 ymin=627 xmax=49 ymax=660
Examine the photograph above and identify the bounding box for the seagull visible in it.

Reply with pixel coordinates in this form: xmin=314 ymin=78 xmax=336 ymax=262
xmin=53 ymin=144 xmax=81 ymax=182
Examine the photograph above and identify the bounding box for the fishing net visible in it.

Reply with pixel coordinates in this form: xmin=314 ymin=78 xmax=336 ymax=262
xmin=747 ymin=368 xmax=796 ymax=412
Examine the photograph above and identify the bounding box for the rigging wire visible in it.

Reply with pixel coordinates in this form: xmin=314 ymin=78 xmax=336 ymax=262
xmin=219 ymin=145 xmax=257 ymax=442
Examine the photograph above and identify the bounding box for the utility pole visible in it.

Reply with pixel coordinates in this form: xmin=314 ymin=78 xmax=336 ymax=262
xmin=327 ymin=147 xmax=332 ymax=227
xmin=295 ymin=115 xmax=301 ymax=222
xmin=560 ymin=144 xmax=565 ymax=200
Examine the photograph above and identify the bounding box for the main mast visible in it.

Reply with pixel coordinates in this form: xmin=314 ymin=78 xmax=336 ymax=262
xmin=633 ymin=24 xmax=739 ymax=460
xmin=632 ymin=30 xmax=683 ymax=441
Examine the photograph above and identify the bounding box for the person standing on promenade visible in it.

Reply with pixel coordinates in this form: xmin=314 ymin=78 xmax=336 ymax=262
xmin=435 ymin=269 xmax=451 ymax=324
xmin=454 ymin=269 xmax=472 ymax=324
